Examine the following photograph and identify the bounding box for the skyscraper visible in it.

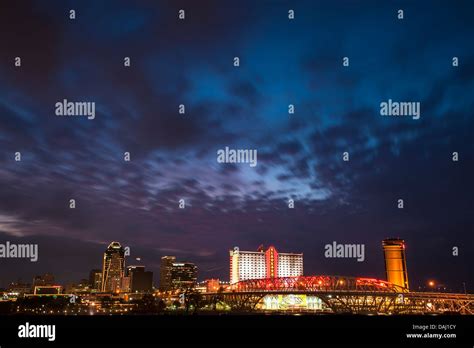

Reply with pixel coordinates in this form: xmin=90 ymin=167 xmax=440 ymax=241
xmin=229 ymin=246 xmax=303 ymax=284
xmin=89 ymin=269 xmax=102 ymax=291
xmin=101 ymin=242 xmax=125 ymax=293
xmin=230 ymin=247 xmax=266 ymax=284
xmin=170 ymin=262 xmax=197 ymax=290
xmin=382 ymin=238 xmax=409 ymax=290
xmin=127 ymin=265 xmax=153 ymax=293
xmin=160 ymin=256 xmax=197 ymax=291
xmin=159 ymin=256 xmax=176 ymax=291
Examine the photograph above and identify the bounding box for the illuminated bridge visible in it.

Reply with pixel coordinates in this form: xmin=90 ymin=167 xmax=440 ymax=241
xmin=202 ymin=276 xmax=474 ymax=314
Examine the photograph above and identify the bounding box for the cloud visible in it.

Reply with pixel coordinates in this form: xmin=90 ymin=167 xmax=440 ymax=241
xmin=0 ymin=0 xmax=473 ymax=290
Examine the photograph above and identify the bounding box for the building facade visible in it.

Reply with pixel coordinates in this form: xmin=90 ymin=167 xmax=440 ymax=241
xmin=159 ymin=256 xmax=176 ymax=291
xmin=8 ymin=282 xmax=31 ymax=295
xmin=127 ymin=265 xmax=153 ymax=293
xmin=229 ymin=246 xmax=303 ymax=284
xmin=160 ymin=256 xmax=197 ymax=291
xmin=89 ymin=269 xmax=102 ymax=291
xmin=206 ymin=278 xmax=221 ymax=293
xmin=101 ymin=242 xmax=125 ymax=292
xmin=170 ymin=262 xmax=197 ymax=290
xmin=382 ymin=238 xmax=409 ymax=290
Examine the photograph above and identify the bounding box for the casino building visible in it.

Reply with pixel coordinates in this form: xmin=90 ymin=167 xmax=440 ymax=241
xmin=229 ymin=245 xmax=303 ymax=284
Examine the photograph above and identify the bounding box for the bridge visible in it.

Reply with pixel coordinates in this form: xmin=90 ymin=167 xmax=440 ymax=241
xmin=201 ymin=276 xmax=474 ymax=314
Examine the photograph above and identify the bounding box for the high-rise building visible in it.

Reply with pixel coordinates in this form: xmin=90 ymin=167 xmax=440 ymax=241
xmin=229 ymin=246 xmax=303 ymax=284
xmin=127 ymin=265 xmax=153 ymax=293
xmin=382 ymin=238 xmax=409 ymax=290
xmin=230 ymin=247 xmax=266 ymax=283
xmin=159 ymin=256 xmax=176 ymax=291
xmin=170 ymin=262 xmax=197 ymax=290
xmin=89 ymin=269 xmax=102 ymax=291
xmin=278 ymin=251 xmax=304 ymax=278
xmin=126 ymin=265 xmax=145 ymax=276
xmin=101 ymin=242 xmax=125 ymax=293
xmin=121 ymin=276 xmax=131 ymax=292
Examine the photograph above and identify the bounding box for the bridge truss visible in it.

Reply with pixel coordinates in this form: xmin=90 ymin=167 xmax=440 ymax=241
xmin=201 ymin=276 xmax=474 ymax=314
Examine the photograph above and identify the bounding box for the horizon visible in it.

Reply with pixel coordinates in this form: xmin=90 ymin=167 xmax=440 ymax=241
xmin=1 ymin=0 xmax=473 ymax=292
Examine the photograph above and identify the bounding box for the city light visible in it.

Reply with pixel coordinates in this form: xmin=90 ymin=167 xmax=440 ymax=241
xmin=1 ymin=240 xmax=472 ymax=315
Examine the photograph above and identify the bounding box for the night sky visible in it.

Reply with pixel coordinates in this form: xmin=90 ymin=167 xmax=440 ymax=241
xmin=0 ymin=0 xmax=473 ymax=291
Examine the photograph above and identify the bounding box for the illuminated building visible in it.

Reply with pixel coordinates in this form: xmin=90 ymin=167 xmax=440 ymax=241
xmin=229 ymin=245 xmax=303 ymax=284
xmin=266 ymin=246 xmax=278 ymax=278
xmin=89 ymin=269 xmax=102 ymax=291
xmin=206 ymin=278 xmax=221 ymax=292
xmin=160 ymin=256 xmax=197 ymax=291
xmin=170 ymin=262 xmax=198 ymax=290
xmin=33 ymin=285 xmax=62 ymax=295
xmin=382 ymin=238 xmax=409 ymax=290
xmin=195 ymin=281 xmax=207 ymax=293
xmin=8 ymin=282 xmax=31 ymax=295
xmin=262 ymin=294 xmax=325 ymax=311
xmin=159 ymin=256 xmax=176 ymax=291
xmin=230 ymin=247 xmax=266 ymax=283
xmin=101 ymin=242 xmax=125 ymax=292
xmin=67 ymin=279 xmax=90 ymax=293
xmin=274 ymin=249 xmax=303 ymax=278
xmin=121 ymin=276 xmax=131 ymax=292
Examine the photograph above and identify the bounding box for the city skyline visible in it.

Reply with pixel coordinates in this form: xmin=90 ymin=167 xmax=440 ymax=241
xmin=2 ymin=236 xmax=473 ymax=317
xmin=1 ymin=0 xmax=473 ymax=294
xmin=0 ymin=238 xmax=467 ymax=294
xmin=1 ymin=1 xmax=473 ymax=345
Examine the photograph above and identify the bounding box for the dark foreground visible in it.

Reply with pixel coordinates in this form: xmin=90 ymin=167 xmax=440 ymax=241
xmin=0 ymin=313 xmax=473 ymax=346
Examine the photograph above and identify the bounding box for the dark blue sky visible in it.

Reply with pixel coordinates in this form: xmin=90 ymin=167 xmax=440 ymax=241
xmin=0 ymin=0 xmax=473 ymax=290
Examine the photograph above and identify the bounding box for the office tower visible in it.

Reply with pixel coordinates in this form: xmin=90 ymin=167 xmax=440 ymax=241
xmin=101 ymin=241 xmax=125 ymax=292
xmin=89 ymin=269 xmax=102 ymax=291
xmin=229 ymin=245 xmax=303 ymax=283
xmin=127 ymin=265 xmax=153 ymax=293
xmin=126 ymin=265 xmax=145 ymax=276
xmin=170 ymin=262 xmax=197 ymax=290
xmin=121 ymin=276 xmax=131 ymax=292
xmin=382 ymin=238 xmax=409 ymax=290
xmin=159 ymin=256 xmax=176 ymax=291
